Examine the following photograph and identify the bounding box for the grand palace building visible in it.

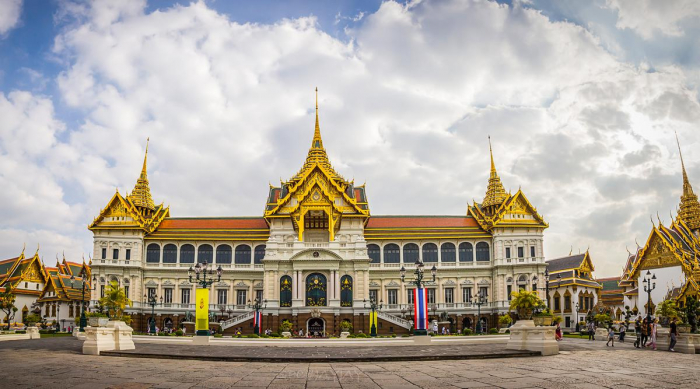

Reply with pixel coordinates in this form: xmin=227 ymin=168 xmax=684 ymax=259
xmin=88 ymin=92 xmax=549 ymax=335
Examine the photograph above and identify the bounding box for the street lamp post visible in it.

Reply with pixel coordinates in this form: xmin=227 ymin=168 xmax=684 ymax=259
xmin=70 ymin=270 xmax=96 ymax=332
xmin=473 ymin=290 xmax=488 ymax=334
xmin=400 ymin=260 xmax=437 ymax=336
xmin=363 ymin=297 xmax=383 ymax=337
xmin=188 ymin=261 xmax=222 ymax=336
xmin=247 ymin=298 xmax=267 ymax=335
xmin=575 ymin=302 xmax=580 ymax=333
xmin=144 ymin=293 xmax=163 ymax=334
xmin=643 ymin=270 xmax=656 ymax=324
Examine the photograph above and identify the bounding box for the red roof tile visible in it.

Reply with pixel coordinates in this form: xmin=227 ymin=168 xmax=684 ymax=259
xmin=366 ymin=216 xmax=479 ymax=228
xmin=158 ymin=218 xmax=269 ymax=229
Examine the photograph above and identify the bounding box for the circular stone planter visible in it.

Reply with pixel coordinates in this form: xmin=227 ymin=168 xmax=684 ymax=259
xmin=533 ymin=316 xmax=553 ymax=326
xmin=88 ymin=317 xmax=109 ymax=327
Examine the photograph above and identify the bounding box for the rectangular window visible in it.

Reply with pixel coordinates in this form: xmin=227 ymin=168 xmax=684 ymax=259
xmin=479 ymin=287 xmax=488 ymax=299
xmin=444 ymin=288 xmax=453 ymax=304
xmin=101 ymin=248 xmax=106 ymax=259
xmin=554 ymin=296 xmax=561 ymax=312
xmin=256 ymin=290 xmax=263 ymax=303
xmin=217 ymin=290 xmax=228 ymax=305
xmin=387 ymin=289 xmax=398 ymax=305
xmin=507 ymin=285 xmax=512 ymax=301
xmin=407 ymin=289 xmax=414 ymax=305
xmin=463 ymin=287 xmax=472 ymax=303
xmin=100 ymin=285 xmax=105 ymax=298
xmin=181 ymin=289 xmax=190 ymax=305
xmin=236 ymin=290 xmax=247 ymax=306
xmin=147 ymin=287 xmax=156 ymax=298
xmin=124 ymin=285 xmax=129 ymax=299
xmin=530 ymin=246 xmax=536 ymax=258
xmin=565 ymin=316 xmax=571 ymax=328
xmin=369 ymin=289 xmax=378 ymax=303
xmin=113 ymin=248 xmax=119 ymax=259
xmin=164 ymin=288 xmax=173 ymax=304
xmin=505 ymin=247 xmax=511 ymax=258
xmin=517 ymin=247 xmax=524 ymax=258
xmin=427 ymin=288 xmax=436 ymax=304
xmin=564 ymin=295 xmax=571 ymax=312
xmin=125 ymin=249 xmax=131 ymax=260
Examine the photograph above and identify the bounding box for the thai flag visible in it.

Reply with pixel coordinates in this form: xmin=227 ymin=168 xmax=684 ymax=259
xmin=253 ymin=311 xmax=262 ymax=334
xmin=414 ymin=288 xmax=428 ymax=330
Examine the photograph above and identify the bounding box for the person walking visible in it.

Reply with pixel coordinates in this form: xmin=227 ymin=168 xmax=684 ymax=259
xmin=587 ymin=321 xmax=595 ymax=341
xmin=649 ymin=318 xmax=658 ymax=350
xmin=555 ymin=322 xmax=562 ymax=341
xmin=633 ymin=317 xmax=642 ymax=348
xmin=618 ymin=322 xmax=626 ymax=343
xmin=669 ymin=317 xmax=678 ymax=352
xmin=641 ymin=318 xmax=648 ymax=347
xmin=606 ymin=326 xmax=615 ymax=347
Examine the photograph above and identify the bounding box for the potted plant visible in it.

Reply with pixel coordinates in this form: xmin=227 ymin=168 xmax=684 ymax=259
xmin=509 ymin=289 xmax=544 ymax=321
xmin=339 ymin=320 xmax=353 ymax=338
xmin=98 ymin=281 xmax=133 ymax=324
xmin=24 ymin=313 xmax=41 ymax=327
xmin=498 ymin=314 xmax=513 ymax=328
xmin=533 ymin=308 xmax=554 ymax=326
xmin=279 ymin=319 xmax=293 ymax=338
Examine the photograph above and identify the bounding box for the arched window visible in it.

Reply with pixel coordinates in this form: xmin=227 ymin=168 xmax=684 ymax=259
xmin=280 ymin=276 xmax=292 ymax=307
xmin=235 ymin=245 xmax=251 ymax=264
xmin=163 ymin=244 xmax=177 ymax=263
xmin=367 ymin=244 xmax=380 ymax=263
xmin=254 ymin=245 xmax=266 ymax=264
xmin=180 ymin=244 xmax=195 ymax=264
xmin=305 ymin=273 xmax=327 ymax=306
xmin=340 ymin=275 xmax=353 ymax=307
xmin=198 ymin=244 xmax=213 ymax=263
xmin=441 ymin=243 xmax=456 ymax=262
xmin=422 ymin=243 xmax=438 ymax=262
xmin=403 ymin=243 xmax=419 ymax=263
xmin=146 ymin=244 xmax=160 ymax=263
xmin=384 ymin=244 xmax=400 ymax=263
xmin=216 ymin=245 xmax=232 ymax=264
xmin=476 ymin=242 xmax=490 ymax=262
xmin=459 ymin=242 xmax=473 ymax=262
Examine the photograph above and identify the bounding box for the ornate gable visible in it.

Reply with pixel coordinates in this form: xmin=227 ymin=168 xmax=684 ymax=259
xmin=89 ymin=191 xmax=169 ymax=233
xmin=469 ymin=190 xmax=547 ymax=231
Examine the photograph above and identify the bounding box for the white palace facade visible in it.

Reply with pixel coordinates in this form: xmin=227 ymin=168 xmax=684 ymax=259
xmin=89 ymin=94 xmax=549 ymax=335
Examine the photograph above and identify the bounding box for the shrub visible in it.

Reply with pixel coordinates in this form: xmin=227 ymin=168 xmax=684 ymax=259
xmin=462 ymin=328 xmax=473 ymax=336
xmin=214 ymin=333 xmax=223 ymax=338
xmin=354 ymin=333 xmax=369 ymax=338
xmin=488 ymin=328 xmax=498 ymax=334
xmin=246 ymin=334 xmax=259 ymax=338
xmin=498 ymin=314 xmax=512 ymax=327
xmin=391 ymin=334 xmax=396 ymax=338
xmin=340 ymin=320 xmax=353 ymax=333
xmin=270 ymin=332 xmax=280 ymax=337
xmin=16 ymin=330 xmax=26 ymax=334
xmin=175 ymin=330 xmax=184 ymax=336
xmin=261 ymin=334 xmax=269 ymax=338
xmin=279 ymin=320 xmax=293 ymax=333
xmin=347 ymin=334 xmax=356 ymax=338
xmin=505 ymin=329 xmax=510 ymax=334
xmin=157 ymin=332 xmax=168 ymax=336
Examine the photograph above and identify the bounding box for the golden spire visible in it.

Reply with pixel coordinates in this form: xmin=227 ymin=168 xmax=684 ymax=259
xmin=128 ymin=138 xmax=155 ymax=211
xmin=676 ymin=132 xmax=700 ymax=230
xmin=481 ymin=136 xmax=508 ymax=213
xmin=312 ymin=87 xmax=323 ymax=150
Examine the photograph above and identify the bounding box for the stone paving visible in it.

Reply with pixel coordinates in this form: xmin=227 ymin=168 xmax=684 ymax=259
xmin=0 ymin=337 xmax=698 ymax=388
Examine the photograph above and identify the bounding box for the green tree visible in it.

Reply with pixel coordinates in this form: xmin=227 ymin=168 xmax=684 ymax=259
xmin=98 ymin=281 xmax=132 ymax=320
xmin=509 ymin=289 xmax=544 ymax=320
xmin=681 ymin=296 xmax=700 ymax=333
xmin=0 ymin=291 xmax=18 ymax=330
xmin=655 ymin=299 xmax=680 ymax=323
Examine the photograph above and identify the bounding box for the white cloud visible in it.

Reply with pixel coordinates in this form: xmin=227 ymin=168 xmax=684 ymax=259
xmin=1 ymin=0 xmax=699 ymax=277
xmin=0 ymin=0 xmax=22 ymax=36
xmin=606 ymin=0 xmax=700 ymax=40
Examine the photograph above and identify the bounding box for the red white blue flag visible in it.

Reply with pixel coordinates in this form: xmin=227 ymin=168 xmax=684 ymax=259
xmin=253 ymin=311 xmax=262 ymax=334
xmin=413 ymin=288 xmax=428 ymax=330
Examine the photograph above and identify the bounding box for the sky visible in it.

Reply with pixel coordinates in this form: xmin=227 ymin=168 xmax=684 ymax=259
xmin=0 ymin=0 xmax=699 ymax=277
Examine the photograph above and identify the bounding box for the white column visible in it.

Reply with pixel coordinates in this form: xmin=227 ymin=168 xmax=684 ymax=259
xmin=335 ymin=271 xmax=340 ymax=301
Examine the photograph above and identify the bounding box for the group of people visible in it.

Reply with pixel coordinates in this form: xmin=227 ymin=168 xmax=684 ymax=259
xmin=593 ymin=316 xmax=680 ymax=352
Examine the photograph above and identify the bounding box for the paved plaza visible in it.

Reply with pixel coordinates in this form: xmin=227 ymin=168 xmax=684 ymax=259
xmin=1 ymin=337 xmax=699 ymax=388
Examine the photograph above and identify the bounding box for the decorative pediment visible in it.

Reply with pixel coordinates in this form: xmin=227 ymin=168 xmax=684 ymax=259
xmin=369 ymin=281 xmax=380 ymax=287
xmin=217 ymin=282 xmax=230 ymax=288
xmin=179 ymin=281 xmax=191 ymax=287
xmin=145 ymin=280 xmax=158 ymax=286
xmin=478 ymin=279 xmax=490 ymax=285
xmin=254 ymin=282 xmax=264 ymax=288
xmin=235 ymin=281 xmax=249 ymax=288
xmin=461 ymin=280 xmax=474 ymax=285
xmin=444 ymin=280 xmax=456 ymax=286
xmin=387 ymin=280 xmax=400 ymax=287
xmin=163 ymin=280 xmax=174 ymax=286
xmin=423 ymin=281 xmax=437 ymax=286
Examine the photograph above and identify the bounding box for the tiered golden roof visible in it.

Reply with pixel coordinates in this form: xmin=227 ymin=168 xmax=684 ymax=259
xmin=676 ymin=133 xmax=700 ymax=230
xmin=127 ymin=139 xmax=156 ymax=211
xmin=481 ymin=136 xmax=509 ymax=213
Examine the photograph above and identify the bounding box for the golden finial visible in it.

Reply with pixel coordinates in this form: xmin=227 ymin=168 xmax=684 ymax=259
xmin=635 ymin=237 xmax=640 ymax=248
xmin=311 ymin=87 xmax=323 ymax=150
xmin=482 ymin=136 xmax=508 ymax=212
xmin=127 ymin=138 xmax=155 ymax=210
xmin=569 ymin=246 xmax=572 ymax=256
xmin=21 ymin=243 xmax=26 ymax=255
xmin=675 ymin=131 xmax=700 ymax=230
xmin=35 ymin=243 xmax=40 ymax=255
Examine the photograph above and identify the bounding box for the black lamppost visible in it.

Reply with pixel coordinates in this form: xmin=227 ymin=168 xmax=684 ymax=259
xmin=247 ymin=297 xmax=267 ymax=335
xmin=187 ymin=260 xmax=222 ymax=336
xmin=70 ymin=270 xmax=96 ymax=332
xmin=144 ymin=293 xmax=163 ymax=334
xmin=226 ymin=306 xmax=233 ymax=317
xmin=473 ymin=290 xmax=488 ymax=334
xmin=575 ymin=302 xmax=580 ymax=333
xmin=363 ymin=297 xmax=383 ymax=337
xmin=643 ymin=270 xmax=656 ymax=323
xmin=400 ymin=260 xmax=436 ymax=336
xmin=218 ymin=305 xmax=226 ymax=321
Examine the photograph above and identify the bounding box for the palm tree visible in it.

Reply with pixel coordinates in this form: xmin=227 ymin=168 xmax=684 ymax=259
xmin=98 ymin=281 xmax=132 ymax=320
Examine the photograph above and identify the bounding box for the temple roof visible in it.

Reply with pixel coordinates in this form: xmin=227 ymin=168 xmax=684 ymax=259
xmin=546 ymin=253 xmax=586 ymax=273
xmin=146 ymin=217 xmax=270 ymax=241
xmin=676 ymin=133 xmax=700 ymax=230
xmin=127 ymin=139 xmax=155 ymax=210
xmin=481 ymin=137 xmax=509 ymax=211
xmin=365 ymin=215 xmax=490 ymax=240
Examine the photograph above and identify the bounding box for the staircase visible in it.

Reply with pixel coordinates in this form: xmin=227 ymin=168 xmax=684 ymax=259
xmin=220 ymin=311 xmax=254 ymax=330
xmin=378 ymin=311 xmax=412 ymax=330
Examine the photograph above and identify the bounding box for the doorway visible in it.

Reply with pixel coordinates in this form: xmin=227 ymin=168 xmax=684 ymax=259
xmin=307 ymin=317 xmax=326 ymax=337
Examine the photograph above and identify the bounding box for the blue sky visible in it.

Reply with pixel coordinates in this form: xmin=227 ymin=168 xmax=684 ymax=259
xmin=1 ymin=0 xmax=699 ymax=277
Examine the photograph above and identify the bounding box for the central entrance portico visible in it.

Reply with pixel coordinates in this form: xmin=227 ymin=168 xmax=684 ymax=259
xmin=307 ymin=317 xmax=325 ymax=337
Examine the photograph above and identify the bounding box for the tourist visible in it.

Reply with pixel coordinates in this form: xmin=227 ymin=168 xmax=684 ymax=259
xmin=555 ymin=322 xmax=562 ymax=341
xmin=669 ymin=317 xmax=678 ymax=352
xmin=618 ymin=322 xmax=625 ymax=342
xmin=441 ymin=326 xmax=446 ymax=335
xmin=587 ymin=321 xmax=595 ymax=341
xmin=649 ymin=318 xmax=658 ymax=350
xmin=641 ymin=318 xmax=648 ymax=347
xmin=606 ymin=326 xmax=615 ymax=347
xmin=299 ymin=328 xmax=304 ymax=337
xmin=634 ymin=317 xmax=642 ymax=348
xmin=182 ymin=327 xmax=186 ymax=335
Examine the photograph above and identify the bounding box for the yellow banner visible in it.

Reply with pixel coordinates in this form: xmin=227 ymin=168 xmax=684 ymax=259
xmin=195 ymin=288 xmax=209 ymax=333
xmin=369 ymin=311 xmax=377 ymax=328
